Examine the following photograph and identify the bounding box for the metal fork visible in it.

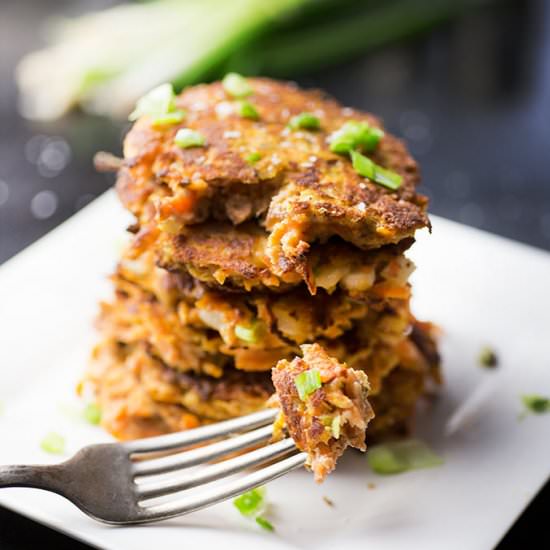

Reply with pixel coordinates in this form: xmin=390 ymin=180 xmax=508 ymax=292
xmin=0 ymin=409 xmax=307 ymax=524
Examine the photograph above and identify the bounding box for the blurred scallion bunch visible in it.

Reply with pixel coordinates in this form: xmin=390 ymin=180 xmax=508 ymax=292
xmin=16 ymin=0 xmax=484 ymax=120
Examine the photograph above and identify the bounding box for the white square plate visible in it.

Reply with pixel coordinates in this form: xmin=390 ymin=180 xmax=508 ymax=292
xmin=1 ymin=191 xmax=549 ymax=550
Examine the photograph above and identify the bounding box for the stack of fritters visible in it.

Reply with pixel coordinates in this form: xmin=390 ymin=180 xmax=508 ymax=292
xmin=88 ymin=78 xmax=440 ymax=442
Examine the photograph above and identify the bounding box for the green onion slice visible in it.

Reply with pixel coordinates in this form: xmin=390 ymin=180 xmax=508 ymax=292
xmin=151 ymin=110 xmax=186 ymax=127
xmin=236 ymin=100 xmax=259 ymax=120
xmin=372 ymin=164 xmax=403 ymax=190
xmin=328 ymin=120 xmax=384 ymax=153
xmin=174 ymin=128 xmax=206 ymax=149
xmin=83 ymin=403 xmax=102 ymax=425
xmin=350 ymin=149 xmax=375 ymax=178
xmin=255 ymin=516 xmax=274 ymax=531
xmin=128 ymin=83 xmax=176 ymax=122
xmin=245 ymin=152 xmax=262 ymax=164
xmin=289 ymin=112 xmax=320 ymax=130
xmin=479 ymin=346 xmax=498 ymax=368
xmin=235 ymin=321 xmax=264 ymax=344
xmin=521 ymin=394 xmax=550 ymax=415
xmin=222 ymin=72 xmax=253 ymax=98
xmin=367 ymin=439 xmax=443 ymax=475
xmin=294 ymin=369 xmax=322 ymax=401
xmin=40 ymin=432 xmax=66 ymax=455
xmin=233 ymin=486 xmax=266 ymax=517
xmin=350 ymin=150 xmax=402 ymax=190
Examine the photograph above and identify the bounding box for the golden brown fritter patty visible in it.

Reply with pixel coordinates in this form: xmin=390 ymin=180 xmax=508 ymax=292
xmin=98 ymin=275 xmax=294 ymax=374
xmin=113 ymin=78 xmax=429 ymax=282
xmin=158 ymin=223 xmax=288 ymax=291
xmin=97 ymin=279 xmax=230 ymax=377
xmin=86 ymin=340 xmax=272 ymax=439
xmin=97 ymin=273 xmax=373 ymax=374
xmin=86 ymin=321 xmax=439 ymax=442
xmin=139 ymin=220 xmax=416 ymax=296
xmin=271 ymin=344 xmax=374 ymax=482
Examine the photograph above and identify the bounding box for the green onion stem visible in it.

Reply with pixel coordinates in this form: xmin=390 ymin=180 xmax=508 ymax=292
xmin=228 ymin=0 xmax=475 ymax=77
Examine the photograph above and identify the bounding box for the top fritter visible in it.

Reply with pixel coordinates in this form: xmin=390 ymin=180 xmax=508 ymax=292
xmin=108 ymin=76 xmax=429 ymax=279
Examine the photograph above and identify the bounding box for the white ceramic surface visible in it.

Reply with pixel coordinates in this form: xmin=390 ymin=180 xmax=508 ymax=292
xmin=1 ymin=190 xmax=549 ymax=550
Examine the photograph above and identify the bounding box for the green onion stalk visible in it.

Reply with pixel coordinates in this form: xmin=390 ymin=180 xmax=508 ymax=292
xmin=16 ymin=0 xmax=492 ymax=120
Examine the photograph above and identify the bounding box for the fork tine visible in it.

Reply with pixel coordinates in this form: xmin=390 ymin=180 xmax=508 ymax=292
xmin=132 ymin=425 xmax=274 ymax=477
xmin=136 ymin=438 xmax=297 ymax=501
xmin=124 ymin=409 xmax=278 ymax=455
xmin=140 ymin=452 xmax=308 ymax=521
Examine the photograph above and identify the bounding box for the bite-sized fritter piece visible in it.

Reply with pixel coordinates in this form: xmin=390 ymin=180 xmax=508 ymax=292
xmin=271 ymin=344 xmax=374 ymax=483
xmin=114 ymin=78 xmax=429 ymax=272
xmin=86 ymin=340 xmax=273 ymax=439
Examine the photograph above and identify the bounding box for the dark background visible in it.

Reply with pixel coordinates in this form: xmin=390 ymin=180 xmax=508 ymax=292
xmin=0 ymin=0 xmax=548 ymax=548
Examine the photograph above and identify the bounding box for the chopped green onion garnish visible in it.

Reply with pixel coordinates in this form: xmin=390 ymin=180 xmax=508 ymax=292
xmin=367 ymin=439 xmax=443 ymax=475
xmin=174 ymin=128 xmax=206 ymax=149
xmin=83 ymin=403 xmax=102 ymax=425
xmin=372 ymin=164 xmax=403 ymax=190
xmin=331 ymin=415 xmax=341 ymax=439
xmin=294 ymin=369 xmax=322 ymax=401
xmin=521 ymin=394 xmax=550 ymax=415
xmin=328 ymin=120 xmax=384 ymax=153
xmin=128 ymin=83 xmax=176 ymax=122
xmin=255 ymin=516 xmax=274 ymax=531
xmin=233 ymin=486 xmax=265 ymax=517
xmin=235 ymin=321 xmax=263 ymax=344
xmin=151 ymin=110 xmax=186 ymax=127
xmin=236 ymin=100 xmax=259 ymax=120
xmin=222 ymin=72 xmax=253 ymax=98
xmin=245 ymin=152 xmax=262 ymax=164
xmin=289 ymin=112 xmax=320 ymax=130
xmin=40 ymin=432 xmax=65 ymax=455
xmin=479 ymin=346 xmax=498 ymax=368
xmin=350 ymin=150 xmax=402 ymax=190
xmin=350 ymin=149 xmax=375 ymax=179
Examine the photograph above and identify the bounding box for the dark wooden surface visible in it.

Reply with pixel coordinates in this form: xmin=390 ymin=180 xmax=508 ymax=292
xmin=0 ymin=0 xmax=548 ymax=548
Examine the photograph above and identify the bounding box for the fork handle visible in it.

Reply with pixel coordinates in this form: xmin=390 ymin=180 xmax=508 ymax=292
xmin=0 ymin=464 xmax=67 ymax=494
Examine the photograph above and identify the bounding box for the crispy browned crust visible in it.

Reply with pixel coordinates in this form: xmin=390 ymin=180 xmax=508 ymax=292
xmin=117 ymin=78 xmax=429 ymax=280
xmin=271 ymin=344 xmax=374 ymax=482
xmin=158 ymin=222 xmax=287 ymax=290
xmin=154 ymin=221 xmax=415 ymax=295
